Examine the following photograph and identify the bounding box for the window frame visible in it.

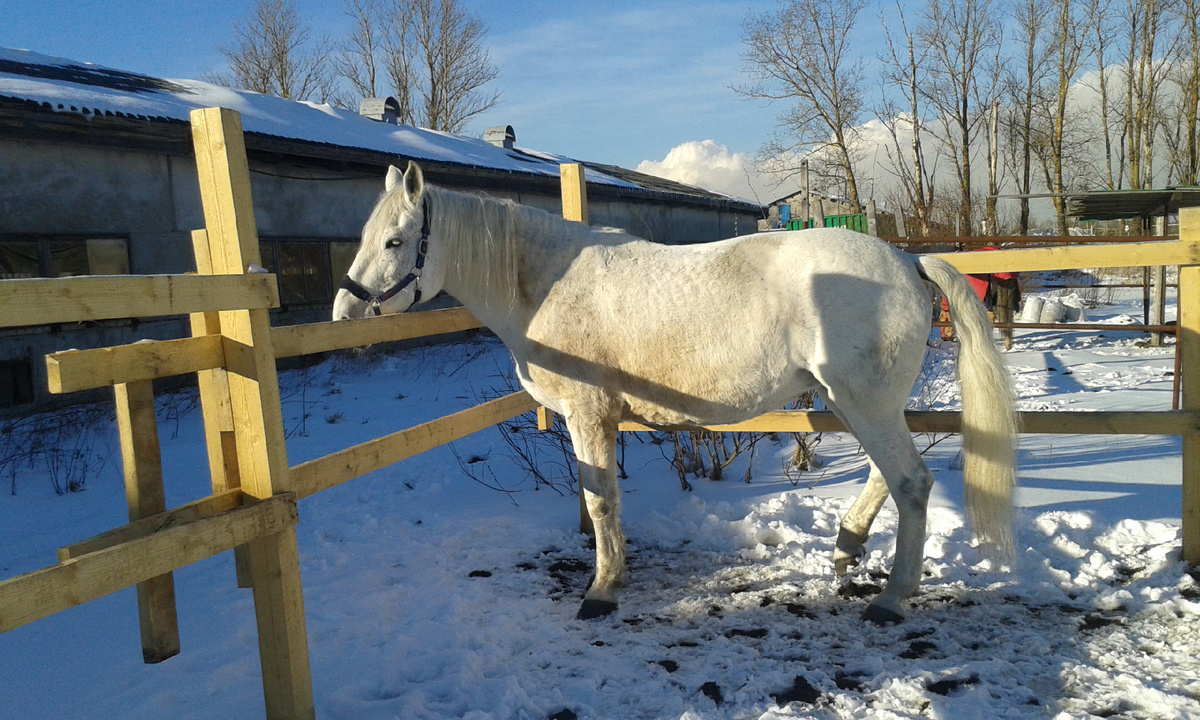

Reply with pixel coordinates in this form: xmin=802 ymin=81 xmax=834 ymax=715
xmin=0 ymin=235 xmax=131 ymax=279
xmin=258 ymin=237 xmax=359 ymax=309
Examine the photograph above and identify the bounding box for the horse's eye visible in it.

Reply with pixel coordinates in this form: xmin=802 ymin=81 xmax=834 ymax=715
xmin=384 ymin=237 xmax=403 ymax=249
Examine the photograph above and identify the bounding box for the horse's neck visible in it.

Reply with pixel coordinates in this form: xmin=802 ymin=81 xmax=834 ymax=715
xmin=438 ymin=192 xmax=582 ymax=339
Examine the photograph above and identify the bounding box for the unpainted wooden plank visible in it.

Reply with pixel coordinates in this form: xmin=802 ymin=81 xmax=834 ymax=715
xmin=271 ymin=307 xmax=485 ymax=359
xmin=0 ymin=494 xmax=297 ymax=634
xmin=618 ymin=410 xmax=1200 ymax=436
xmin=290 ymin=390 xmax=538 ymax=499
xmin=114 ymin=380 xmax=180 ymax=663
xmin=191 ymin=106 xmax=309 ymax=718
xmin=0 ymin=274 xmax=278 ymax=328
xmin=1178 ymin=207 xmax=1200 ymax=563
xmin=58 ymin=490 xmax=243 ymax=561
xmin=190 ymin=108 xmax=263 ymax=274
xmin=190 ymin=107 xmax=289 ymax=500
xmin=559 ymin=163 xmax=592 ymax=535
xmin=46 ymin=335 xmax=226 ymax=394
xmin=190 ymin=228 xmax=251 ymax=587
xmin=560 ymin=163 xmax=589 ymax=224
xmin=247 ymin=529 xmax=315 ymax=720
xmin=933 ymin=240 xmax=1200 ymax=275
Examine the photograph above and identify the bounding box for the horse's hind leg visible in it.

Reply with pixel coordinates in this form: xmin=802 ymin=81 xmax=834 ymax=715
xmin=835 ymin=407 xmax=935 ymax=624
xmin=562 ymin=409 xmax=626 ymax=619
xmin=818 ymin=393 xmax=891 ymax=576
xmin=834 ymin=461 xmax=889 ymax=576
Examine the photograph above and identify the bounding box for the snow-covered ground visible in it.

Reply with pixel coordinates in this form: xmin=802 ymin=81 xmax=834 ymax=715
xmin=2 ymin=288 xmax=1198 ymax=720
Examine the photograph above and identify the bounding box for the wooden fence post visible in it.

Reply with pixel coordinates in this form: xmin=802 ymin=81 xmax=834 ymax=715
xmin=560 ymin=163 xmax=589 ymax=225
xmin=1179 ymin=208 xmax=1200 ymax=563
xmin=190 ymin=106 xmax=314 ymax=720
xmin=559 ymin=163 xmax=595 ymax=536
xmin=190 ymin=228 xmax=253 ymax=588
xmin=113 ymin=379 xmax=181 ymax=663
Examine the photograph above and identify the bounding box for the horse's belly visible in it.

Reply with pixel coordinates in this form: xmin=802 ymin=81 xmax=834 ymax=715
xmin=620 ymin=366 xmax=817 ymax=428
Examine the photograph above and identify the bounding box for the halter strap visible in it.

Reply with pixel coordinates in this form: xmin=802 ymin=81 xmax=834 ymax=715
xmin=339 ymin=197 xmax=431 ymax=316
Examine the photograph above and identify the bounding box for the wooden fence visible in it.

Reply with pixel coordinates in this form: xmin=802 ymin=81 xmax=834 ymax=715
xmin=0 ymin=107 xmax=537 ymax=720
xmin=0 ymin=105 xmax=1198 ymax=719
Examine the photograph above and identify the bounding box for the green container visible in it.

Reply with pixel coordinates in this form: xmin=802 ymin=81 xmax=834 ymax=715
xmin=785 ymin=214 xmax=868 ymax=233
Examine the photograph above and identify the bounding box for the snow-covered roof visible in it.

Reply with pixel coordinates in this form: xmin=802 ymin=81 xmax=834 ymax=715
xmin=0 ymin=47 xmax=758 ymax=210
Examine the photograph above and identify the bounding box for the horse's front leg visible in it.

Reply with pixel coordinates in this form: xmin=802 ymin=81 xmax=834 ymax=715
xmin=563 ymin=409 xmax=625 ymax=619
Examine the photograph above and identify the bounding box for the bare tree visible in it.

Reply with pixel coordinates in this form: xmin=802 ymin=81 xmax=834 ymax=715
xmin=1004 ymin=0 xmax=1053 ymax=234
xmin=1087 ymin=0 xmax=1123 ymax=189
xmin=413 ymin=0 xmax=500 ymax=133
xmin=917 ymin=0 xmax=1004 ymax=235
xmin=737 ymin=0 xmax=870 ymax=209
xmin=335 ymin=0 xmax=385 ymax=100
xmin=213 ymin=0 xmax=340 ymax=103
xmin=878 ymin=2 xmax=936 ymax=235
xmin=337 ymin=0 xmax=500 ymax=133
xmin=976 ymin=48 xmax=1006 ymax=235
xmin=381 ymin=0 xmax=419 ymax=124
xmin=1165 ymin=0 xmax=1200 ymax=184
xmin=1122 ymin=0 xmax=1173 ymax=188
xmin=1039 ymin=0 xmax=1096 ymax=233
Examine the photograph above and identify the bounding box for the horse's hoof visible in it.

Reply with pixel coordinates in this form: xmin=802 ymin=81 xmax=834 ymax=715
xmin=833 ymin=527 xmax=868 ymax=578
xmin=861 ymin=604 xmax=904 ymax=626
xmin=576 ymin=599 xmax=618 ymax=620
xmin=834 ymin=555 xmax=859 ymax=578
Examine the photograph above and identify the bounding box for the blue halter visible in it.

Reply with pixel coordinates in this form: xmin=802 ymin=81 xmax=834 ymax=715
xmin=339 ymin=197 xmax=431 ymax=316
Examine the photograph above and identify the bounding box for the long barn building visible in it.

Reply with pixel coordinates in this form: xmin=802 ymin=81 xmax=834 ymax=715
xmin=0 ymin=49 xmax=763 ymax=412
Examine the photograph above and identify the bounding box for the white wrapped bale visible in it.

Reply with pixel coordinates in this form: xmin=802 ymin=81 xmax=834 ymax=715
xmin=1021 ymin=296 xmax=1045 ymax=323
xmin=1039 ymin=300 xmax=1066 ymax=324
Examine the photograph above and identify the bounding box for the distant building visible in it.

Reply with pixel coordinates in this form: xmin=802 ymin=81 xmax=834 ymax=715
xmin=761 ymin=190 xmax=897 ymax=237
xmin=0 ymin=48 xmax=764 ymax=412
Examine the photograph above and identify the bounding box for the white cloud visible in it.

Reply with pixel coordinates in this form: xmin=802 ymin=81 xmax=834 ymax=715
xmin=636 ymin=140 xmax=782 ymax=204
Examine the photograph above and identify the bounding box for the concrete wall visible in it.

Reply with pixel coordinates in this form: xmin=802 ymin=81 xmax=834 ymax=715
xmin=0 ymin=136 xmax=760 ymax=412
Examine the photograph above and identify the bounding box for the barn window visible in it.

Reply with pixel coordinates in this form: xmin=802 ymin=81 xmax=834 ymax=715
xmin=259 ymin=239 xmax=352 ymax=306
xmin=0 ymin=237 xmax=129 ymax=279
xmin=0 ymin=358 xmax=35 ymax=408
xmin=330 ymin=242 xmax=358 ymax=288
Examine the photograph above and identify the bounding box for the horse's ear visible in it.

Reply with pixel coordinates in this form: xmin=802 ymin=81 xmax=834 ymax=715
xmin=385 ymin=165 xmax=404 ymax=192
xmin=403 ymin=160 xmax=424 ymax=201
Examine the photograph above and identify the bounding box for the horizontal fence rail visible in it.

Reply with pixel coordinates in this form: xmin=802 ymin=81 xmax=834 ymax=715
xmin=618 ymin=410 xmax=1200 ymax=436
xmin=0 ymin=494 xmax=297 ymax=634
xmin=887 ymin=235 xmax=1174 ymax=246
xmin=290 ymin=391 xmax=538 ymax=499
xmin=932 ymin=239 xmax=1200 ymax=274
xmin=44 ymin=308 xmax=488 ymax=393
xmin=0 ymin=274 xmax=279 ymax=328
xmin=272 ymin=307 xmax=485 ymax=359
xmin=47 ymin=335 xmax=227 ymax=394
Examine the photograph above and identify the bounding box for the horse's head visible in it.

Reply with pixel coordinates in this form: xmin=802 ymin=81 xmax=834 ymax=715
xmin=333 ymin=161 xmax=446 ymax=320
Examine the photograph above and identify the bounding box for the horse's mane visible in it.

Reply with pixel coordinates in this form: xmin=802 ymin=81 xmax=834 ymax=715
xmin=427 ymin=185 xmax=525 ymax=307
xmin=366 ymin=182 xmax=599 ymax=311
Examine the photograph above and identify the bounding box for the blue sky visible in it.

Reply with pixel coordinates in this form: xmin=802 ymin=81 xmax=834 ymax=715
xmin=1 ymin=0 xmax=788 ymax=185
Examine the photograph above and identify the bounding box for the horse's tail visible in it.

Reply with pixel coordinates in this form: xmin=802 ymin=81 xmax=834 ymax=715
xmin=915 ymin=255 xmax=1018 ymax=563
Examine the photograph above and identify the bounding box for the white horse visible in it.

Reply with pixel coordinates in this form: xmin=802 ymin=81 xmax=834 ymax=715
xmin=334 ymin=162 xmax=1018 ymax=624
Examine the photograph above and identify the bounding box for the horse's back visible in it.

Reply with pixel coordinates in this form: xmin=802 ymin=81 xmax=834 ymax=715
xmin=522 ymin=227 xmax=932 ymax=426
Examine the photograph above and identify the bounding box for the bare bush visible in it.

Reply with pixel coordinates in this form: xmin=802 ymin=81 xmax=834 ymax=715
xmin=1 ymin=403 xmax=117 ymax=496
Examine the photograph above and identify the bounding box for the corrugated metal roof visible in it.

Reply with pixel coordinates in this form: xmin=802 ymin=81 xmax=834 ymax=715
xmin=1066 ymin=188 xmax=1200 ymax=220
xmin=0 ymin=47 xmax=763 ymax=214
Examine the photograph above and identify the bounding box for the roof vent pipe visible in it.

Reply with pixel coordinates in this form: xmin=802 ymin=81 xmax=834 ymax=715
xmin=359 ymin=97 xmax=400 ymax=124
xmin=484 ymin=125 xmax=515 ymax=149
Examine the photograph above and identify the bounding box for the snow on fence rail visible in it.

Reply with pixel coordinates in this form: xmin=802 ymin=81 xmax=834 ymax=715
xmin=0 ymin=104 xmax=1199 ymax=720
